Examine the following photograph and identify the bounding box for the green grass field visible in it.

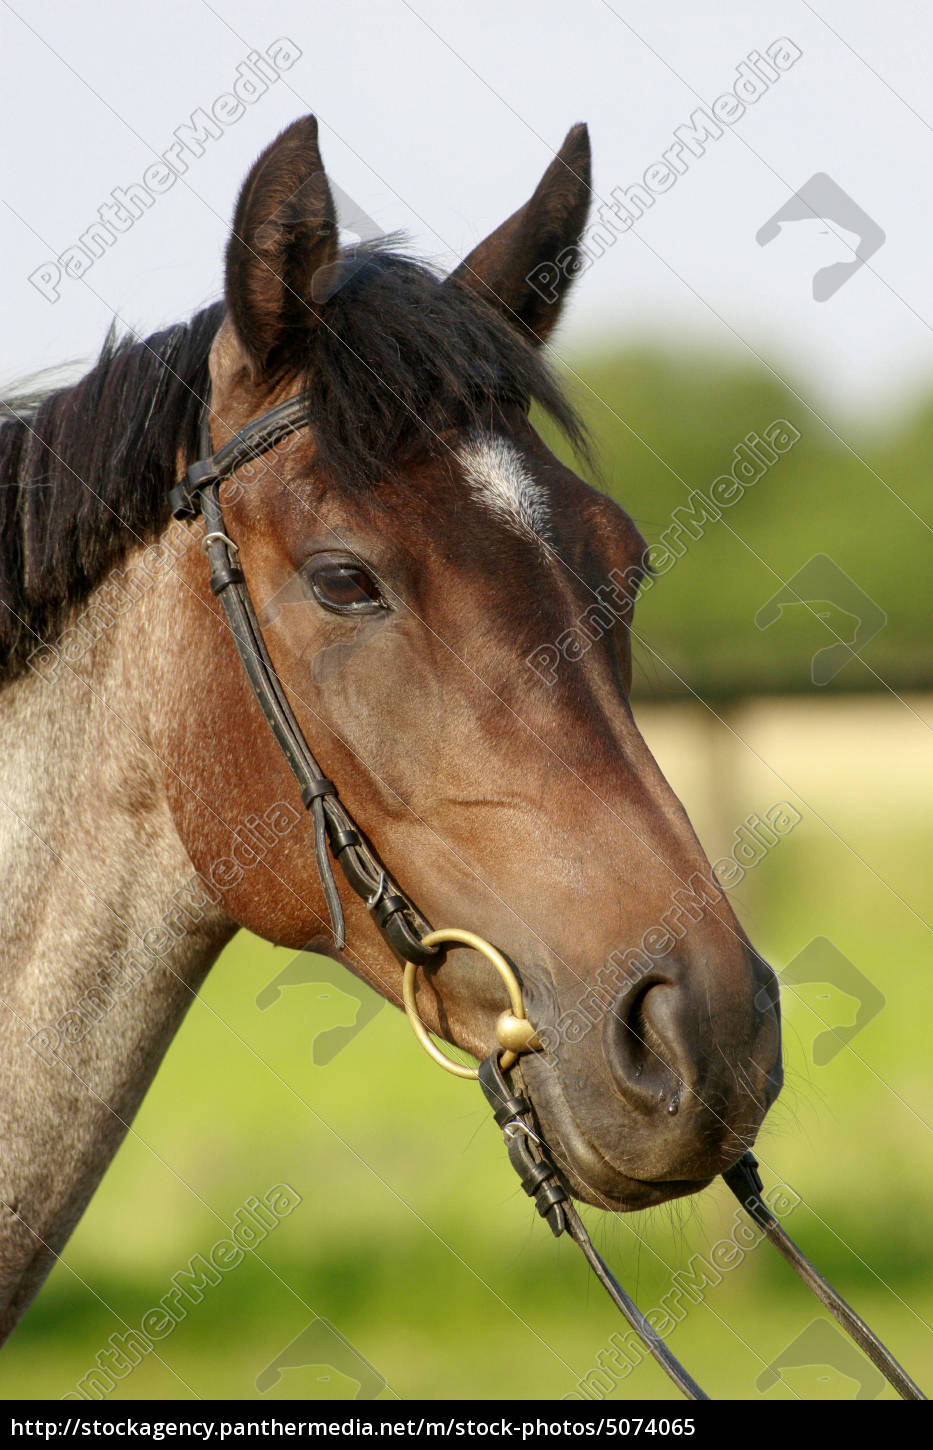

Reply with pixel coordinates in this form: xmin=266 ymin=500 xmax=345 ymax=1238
xmin=3 ymin=697 xmax=931 ymax=1402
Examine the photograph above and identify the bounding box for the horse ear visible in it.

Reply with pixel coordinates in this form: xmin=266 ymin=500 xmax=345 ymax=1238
xmin=450 ymin=124 xmax=591 ymax=344
xmin=224 ymin=115 xmax=338 ymax=378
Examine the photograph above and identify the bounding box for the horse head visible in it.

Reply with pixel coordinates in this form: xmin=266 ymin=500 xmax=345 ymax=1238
xmin=156 ymin=115 xmax=782 ymax=1212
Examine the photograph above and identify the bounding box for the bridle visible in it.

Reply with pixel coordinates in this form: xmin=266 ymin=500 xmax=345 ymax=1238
xmin=171 ymin=393 xmax=437 ymax=970
xmin=172 ymin=391 xmax=925 ymax=1401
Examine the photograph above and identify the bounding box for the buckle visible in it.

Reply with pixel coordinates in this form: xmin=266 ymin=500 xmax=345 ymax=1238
xmin=169 ymin=458 xmax=222 ymax=520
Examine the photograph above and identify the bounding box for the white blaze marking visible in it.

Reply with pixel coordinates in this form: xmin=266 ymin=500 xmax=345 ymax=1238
xmin=458 ymin=435 xmax=550 ymax=541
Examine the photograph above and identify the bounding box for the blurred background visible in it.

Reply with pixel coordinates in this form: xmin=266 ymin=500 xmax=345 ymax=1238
xmin=1 ymin=0 xmax=931 ymax=1404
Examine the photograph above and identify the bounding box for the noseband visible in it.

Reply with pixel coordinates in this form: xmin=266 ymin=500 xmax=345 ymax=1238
xmin=173 ymin=393 xmax=925 ymax=1401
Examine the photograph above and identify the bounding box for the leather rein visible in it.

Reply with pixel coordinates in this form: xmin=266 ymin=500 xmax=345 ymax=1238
xmin=172 ymin=392 xmax=925 ymax=1402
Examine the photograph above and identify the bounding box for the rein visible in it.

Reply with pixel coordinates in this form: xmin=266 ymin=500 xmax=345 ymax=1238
xmin=173 ymin=392 xmax=925 ymax=1402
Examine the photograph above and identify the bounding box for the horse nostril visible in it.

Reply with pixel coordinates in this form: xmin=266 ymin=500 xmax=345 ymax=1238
xmin=603 ymin=971 xmax=687 ymax=1113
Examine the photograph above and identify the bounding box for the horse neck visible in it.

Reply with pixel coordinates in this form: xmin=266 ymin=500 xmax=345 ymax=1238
xmin=0 ymin=562 xmax=234 ymax=1336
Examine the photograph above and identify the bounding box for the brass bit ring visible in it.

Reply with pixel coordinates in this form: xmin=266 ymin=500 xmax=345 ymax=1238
xmin=402 ymin=928 xmax=541 ymax=1080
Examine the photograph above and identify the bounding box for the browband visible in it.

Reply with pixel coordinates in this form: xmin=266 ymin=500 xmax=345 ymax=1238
xmin=169 ymin=394 xmax=312 ymax=521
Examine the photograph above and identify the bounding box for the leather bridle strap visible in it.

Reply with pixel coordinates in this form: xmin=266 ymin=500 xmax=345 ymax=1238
xmin=478 ymin=1055 xmax=710 ymax=1401
xmin=480 ymin=1054 xmax=926 ymax=1401
xmin=724 ymin=1153 xmax=925 ymax=1400
xmin=172 ymin=395 xmax=438 ymax=967
xmin=169 ymin=394 xmax=312 ymax=522
xmin=176 ymin=393 xmax=925 ymax=1405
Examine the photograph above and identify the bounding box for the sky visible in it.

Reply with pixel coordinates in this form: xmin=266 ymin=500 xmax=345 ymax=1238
xmin=1 ymin=0 xmax=931 ymax=422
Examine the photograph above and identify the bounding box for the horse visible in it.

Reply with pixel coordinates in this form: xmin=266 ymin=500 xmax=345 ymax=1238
xmin=0 ymin=115 xmax=782 ymax=1352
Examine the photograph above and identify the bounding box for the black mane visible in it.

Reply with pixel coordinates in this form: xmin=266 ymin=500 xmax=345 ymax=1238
xmin=0 ymin=305 xmax=219 ymax=683
xmin=0 ymin=244 xmax=582 ymax=682
xmin=299 ymin=243 xmax=583 ymax=487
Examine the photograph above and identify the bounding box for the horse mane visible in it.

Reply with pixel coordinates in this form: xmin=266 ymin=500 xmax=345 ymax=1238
xmin=296 ymin=242 xmax=584 ymax=487
xmin=0 ymin=305 xmax=219 ymax=684
xmin=0 ymin=242 xmax=583 ymax=683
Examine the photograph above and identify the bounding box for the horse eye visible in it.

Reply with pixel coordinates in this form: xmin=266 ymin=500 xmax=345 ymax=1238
xmin=310 ymin=562 xmax=384 ymax=614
